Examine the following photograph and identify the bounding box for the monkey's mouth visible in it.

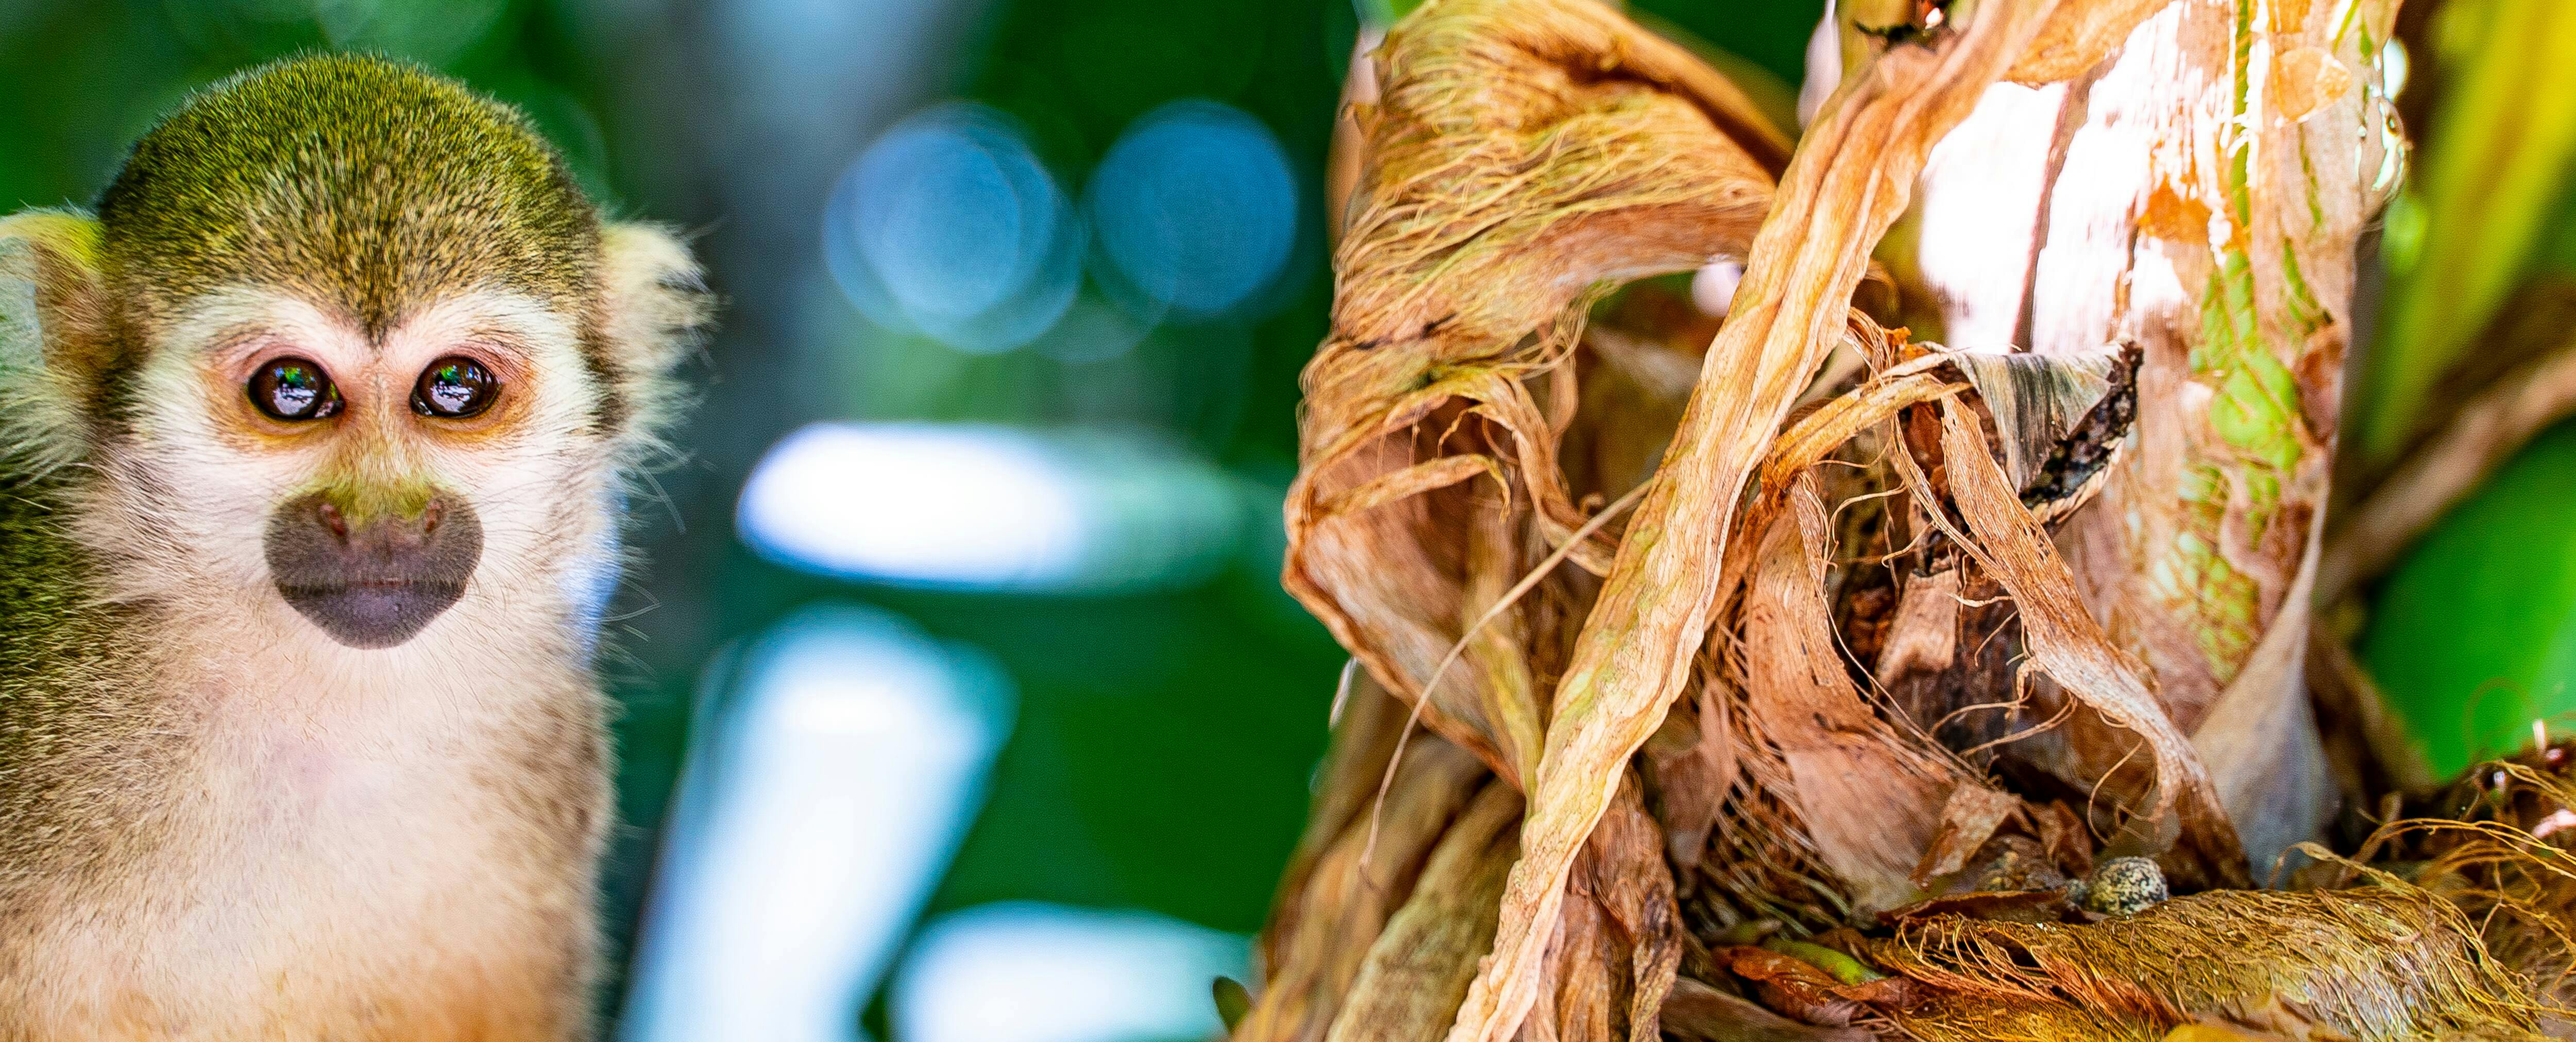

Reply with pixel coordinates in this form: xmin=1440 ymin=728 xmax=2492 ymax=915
xmin=264 ymin=492 xmax=484 ymax=650
xmin=274 ymin=578 xmax=472 ymax=650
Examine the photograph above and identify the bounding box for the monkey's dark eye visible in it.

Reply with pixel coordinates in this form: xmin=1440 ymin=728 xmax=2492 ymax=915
xmin=248 ymin=357 xmax=343 ymax=422
xmin=413 ymin=356 xmax=499 ymax=419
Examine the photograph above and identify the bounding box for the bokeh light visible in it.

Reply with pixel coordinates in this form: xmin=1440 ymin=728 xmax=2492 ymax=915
xmin=736 ymin=422 xmax=1246 ymax=593
xmin=893 ymin=902 xmax=1247 ymax=1042
xmin=1086 ymin=99 xmax=1298 ymax=322
xmin=825 ymin=104 xmax=1084 ymax=354
xmin=621 ymin=605 xmax=1014 ymax=1042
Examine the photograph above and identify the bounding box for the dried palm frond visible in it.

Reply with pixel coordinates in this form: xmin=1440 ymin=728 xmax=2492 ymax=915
xmin=1239 ymin=0 xmax=2480 ymax=1039
xmin=1285 ymin=0 xmax=1780 ymax=790
xmin=1450 ymin=4 xmax=2080 ymax=1038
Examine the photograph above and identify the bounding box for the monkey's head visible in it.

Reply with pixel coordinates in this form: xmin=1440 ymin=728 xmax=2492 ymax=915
xmin=0 ymin=55 xmax=707 ymax=653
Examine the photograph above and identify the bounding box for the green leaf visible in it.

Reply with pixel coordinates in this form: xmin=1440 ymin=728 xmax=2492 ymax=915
xmin=2362 ymin=420 xmax=2576 ymax=775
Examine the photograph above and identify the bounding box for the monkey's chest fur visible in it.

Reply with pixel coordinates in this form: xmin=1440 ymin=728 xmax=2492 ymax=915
xmin=0 ymin=599 xmax=609 ymax=1041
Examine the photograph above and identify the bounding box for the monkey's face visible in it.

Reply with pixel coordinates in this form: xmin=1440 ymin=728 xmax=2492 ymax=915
xmin=1 ymin=58 xmax=705 ymax=667
xmin=105 ymin=285 xmax=635 ymax=654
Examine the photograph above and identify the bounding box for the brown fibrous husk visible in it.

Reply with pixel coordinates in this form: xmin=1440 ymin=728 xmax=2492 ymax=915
xmin=1873 ymin=882 xmax=2542 ymax=1041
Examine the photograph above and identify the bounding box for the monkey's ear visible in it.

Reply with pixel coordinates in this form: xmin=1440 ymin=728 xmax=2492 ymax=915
xmin=597 ymin=222 xmax=711 ymax=445
xmin=0 ymin=210 xmax=108 ymax=469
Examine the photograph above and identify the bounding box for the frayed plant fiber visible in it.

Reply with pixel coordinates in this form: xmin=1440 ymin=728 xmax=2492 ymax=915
xmin=2361 ymin=757 xmax=2576 ymax=1023
xmin=1871 ymin=884 xmax=2546 ymax=1041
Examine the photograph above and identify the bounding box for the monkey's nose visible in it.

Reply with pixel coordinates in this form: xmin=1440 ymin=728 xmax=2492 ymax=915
xmin=265 ymin=491 xmax=484 ymax=649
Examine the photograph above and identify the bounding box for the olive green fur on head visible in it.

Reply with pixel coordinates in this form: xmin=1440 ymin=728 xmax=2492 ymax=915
xmin=312 ymin=476 xmax=440 ymax=528
xmin=97 ymin=53 xmax=601 ymax=336
xmin=0 ymin=53 xmax=709 ymax=468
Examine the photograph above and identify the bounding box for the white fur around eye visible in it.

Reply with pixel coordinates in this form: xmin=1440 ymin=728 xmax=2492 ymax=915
xmin=89 ymin=285 xmax=627 ymax=658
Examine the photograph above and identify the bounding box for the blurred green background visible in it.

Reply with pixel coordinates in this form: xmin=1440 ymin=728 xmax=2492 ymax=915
xmin=2356 ymin=0 xmax=2576 ymax=777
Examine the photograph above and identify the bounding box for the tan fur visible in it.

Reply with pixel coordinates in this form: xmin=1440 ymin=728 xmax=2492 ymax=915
xmin=0 ymin=57 xmax=707 ymax=1040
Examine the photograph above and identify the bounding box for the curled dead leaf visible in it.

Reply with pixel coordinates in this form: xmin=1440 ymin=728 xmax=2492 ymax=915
xmin=1873 ymin=568 xmax=1960 ymax=687
xmin=1447 ymin=4 xmax=2076 ymax=1039
xmin=1911 ymin=784 xmax=2027 ymax=887
xmin=1894 ymin=398 xmax=2249 ymax=885
xmin=1284 ymin=0 xmax=1780 ymax=789
xmin=1720 ymin=948 xmax=1866 ymax=1028
xmin=1739 ymin=484 xmax=1972 ymax=913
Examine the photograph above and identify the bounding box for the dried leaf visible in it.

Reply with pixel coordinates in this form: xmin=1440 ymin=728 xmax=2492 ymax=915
xmin=1829 ymin=973 xmax=1931 ymax=1010
xmin=1658 ymin=977 xmax=1871 ymax=1042
xmin=1926 ymin=398 xmax=2249 ymax=885
xmin=1330 ymin=0 xmax=1775 ymax=355
xmin=1236 ymin=739 xmax=1491 ymax=1042
xmin=1912 ymin=784 xmax=2027 ymax=887
xmin=1716 ymin=348 xmax=1965 ymax=623
xmin=1447 ymin=5 xmax=2071 ymax=1038
xmin=1324 ymin=455 xmax=1504 ymax=516
xmin=1719 ymin=948 xmax=1865 ymax=1028
xmin=1329 ymin=782 xmax=1524 ymax=1042
xmin=1874 ymin=568 xmax=1961 ymax=687
xmin=1581 ymin=774 xmax=1682 ymax=1042
xmin=1534 ymin=884 xmax=1619 ymax=1042
xmin=1640 ymin=686 xmax=1732 ymax=872
xmin=1740 ymin=483 xmax=1972 ymax=912
xmin=1697 ymin=668 xmax=1867 ymax=930
xmin=1882 ymin=890 xmax=2081 ymax=926
xmin=1284 ymin=0 xmax=1779 ymax=787
xmin=1945 ymin=344 xmax=2122 ymax=493
xmin=2035 ymin=799 xmax=2096 ymax=877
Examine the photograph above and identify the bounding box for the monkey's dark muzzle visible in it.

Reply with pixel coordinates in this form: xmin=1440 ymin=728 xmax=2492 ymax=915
xmin=265 ymin=491 xmax=483 ymax=649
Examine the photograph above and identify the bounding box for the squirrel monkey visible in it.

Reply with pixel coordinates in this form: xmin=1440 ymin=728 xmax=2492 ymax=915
xmin=0 ymin=56 xmax=706 ymax=1039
